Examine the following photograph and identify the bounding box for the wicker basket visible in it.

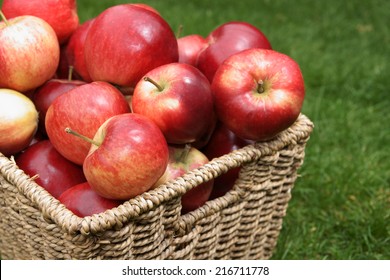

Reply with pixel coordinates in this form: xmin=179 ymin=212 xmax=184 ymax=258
xmin=0 ymin=114 xmax=313 ymax=260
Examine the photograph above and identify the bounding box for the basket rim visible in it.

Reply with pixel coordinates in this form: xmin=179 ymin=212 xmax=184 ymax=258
xmin=0 ymin=114 xmax=314 ymax=235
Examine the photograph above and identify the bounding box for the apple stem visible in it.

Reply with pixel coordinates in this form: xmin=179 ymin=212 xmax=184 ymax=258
xmin=0 ymin=10 xmax=10 ymax=26
xmin=179 ymin=144 xmax=192 ymax=162
xmin=176 ymin=24 xmax=183 ymax=38
xmin=68 ymin=66 xmax=74 ymax=81
xmin=257 ymin=80 xmax=265 ymax=94
xmin=144 ymin=76 xmax=164 ymax=92
xmin=65 ymin=127 xmax=101 ymax=147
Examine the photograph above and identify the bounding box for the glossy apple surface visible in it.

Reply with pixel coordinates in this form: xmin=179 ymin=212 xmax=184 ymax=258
xmin=15 ymin=140 xmax=86 ymax=198
xmin=177 ymin=34 xmax=208 ymax=66
xmin=33 ymin=78 xmax=86 ymax=135
xmin=132 ymin=63 xmax=214 ymax=144
xmin=45 ymin=81 xmax=131 ymax=165
xmin=1 ymin=0 xmax=79 ymax=44
xmin=0 ymin=89 xmax=38 ymax=156
xmin=212 ymin=48 xmax=305 ymax=141
xmin=154 ymin=145 xmax=213 ymax=214
xmin=197 ymin=21 xmax=272 ymax=82
xmin=82 ymin=113 xmax=169 ymax=200
xmin=203 ymin=123 xmax=254 ymax=199
xmin=0 ymin=13 xmax=60 ymax=92
xmin=62 ymin=19 xmax=95 ymax=82
xmin=84 ymin=4 xmax=178 ymax=88
xmin=58 ymin=182 xmax=122 ymax=217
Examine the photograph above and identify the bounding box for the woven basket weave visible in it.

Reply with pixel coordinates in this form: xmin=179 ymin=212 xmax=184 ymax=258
xmin=0 ymin=114 xmax=313 ymax=260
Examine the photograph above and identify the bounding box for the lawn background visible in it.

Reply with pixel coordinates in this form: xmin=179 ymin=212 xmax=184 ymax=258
xmin=1 ymin=0 xmax=389 ymax=259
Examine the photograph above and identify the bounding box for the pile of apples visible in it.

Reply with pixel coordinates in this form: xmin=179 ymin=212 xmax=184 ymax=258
xmin=0 ymin=1 xmax=305 ymax=217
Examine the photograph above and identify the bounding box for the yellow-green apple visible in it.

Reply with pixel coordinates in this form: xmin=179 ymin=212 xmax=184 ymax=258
xmin=197 ymin=21 xmax=272 ymax=82
xmin=0 ymin=88 xmax=38 ymax=156
xmin=61 ymin=19 xmax=95 ymax=82
xmin=15 ymin=140 xmax=86 ymax=198
xmin=33 ymin=78 xmax=86 ymax=135
xmin=211 ymin=48 xmax=305 ymax=141
xmin=68 ymin=113 xmax=169 ymax=200
xmin=132 ymin=62 xmax=214 ymax=144
xmin=58 ymin=182 xmax=123 ymax=217
xmin=45 ymin=81 xmax=130 ymax=165
xmin=0 ymin=12 xmax=60 ymax=92
xmin=1 ymin=0 xmax=79 ymax=44
xmin=84 ymin=4 xmax=178 ymax=88
xmin=154 ymin=145 xmax=213 ymax=214
xmin=177 ymin=34 xmax=208 ymax=66
xmin=202 ymin=123 xmax=254 ymax=199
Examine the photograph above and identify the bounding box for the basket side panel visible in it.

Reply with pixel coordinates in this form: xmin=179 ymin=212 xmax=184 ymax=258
xmin=260 ymin=143 xmax=307 ymax=258
xmin=169 ymin=188 xmax=246 ymax=260
xmin=0 ymin=175 xmax=43 ymax=259
xmin=169 ymin=131 xmax=310 ymax=260
xmin=228 ymin=153 xmax=280 ymax=259
xmin=251 ymin=142 xmax=308 ymax=259
xmin=130 ymin=202 xmax=177 ymax=260
xmin=213 ymin=199 xmax=246 ymax=259
xmin=37 ymin=199 xmax=181 ymax=260
xmin=0 ymin=172 xmax=183 ymax=260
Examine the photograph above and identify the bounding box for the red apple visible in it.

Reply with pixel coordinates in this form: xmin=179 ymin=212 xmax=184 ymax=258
xmin=58 ymin=182 xmax=122 ymax=217
xmin=130 ymin=3 xmax=160 ymax=15
xmin=0 ymin=89 xmax=38 ymax=157
xmin=84 ymin=4 xmax=178 ymax=88
xmin=1 ymin=0 xmax=79 ymax=44
xmin=55 ymin=45 xmax=70 ymax=80
xmin=177 ymin=34 xmax=208 ymax=66
xmin=33 ymin=78 xmax=86 ymax=135
xmin=45 ymin=81 xmax=131 ymax=165
xmin=61 ymin=19 xmax=95 ymax=82
xmin=0 ymin=12 xmax=60 ymax=92
xmin=154 ymin=145 xmax=214 ymax=214
xmin=203 ymin=122 xmax=254 ymax=199
xmin=73 ymin=113 xmax=169 ymax=200
xmin=212 ymin=48 xmax=305 ymax=141
xmin=191 ymin=111 xmax=218 ymax=150
xmin=197 ymin=21 xmax=272 ymax=82
xmin=15 ymin=140 xmax=86 ymax=198
xmin=132 ymin=62 xmax=214 ymax=144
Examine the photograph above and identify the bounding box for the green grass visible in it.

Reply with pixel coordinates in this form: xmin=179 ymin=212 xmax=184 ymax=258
xmin=1 ymin=0 xmax=389 ymax=259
